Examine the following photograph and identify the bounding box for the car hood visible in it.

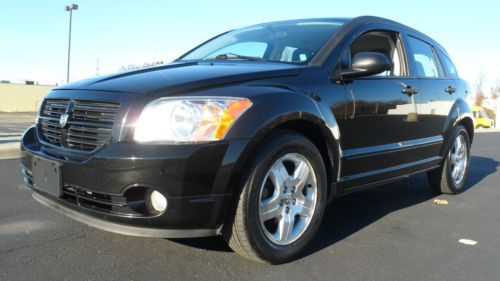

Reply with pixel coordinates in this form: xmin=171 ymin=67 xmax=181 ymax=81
xmin=55 ymin=61 xmax=302 ymax=95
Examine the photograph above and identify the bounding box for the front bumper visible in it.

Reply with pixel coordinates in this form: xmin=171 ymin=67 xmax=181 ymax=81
xmin=21 ymin=126 xmax=256 ymax=238
xmin=32 ymin=192 xmax=218 ymax=238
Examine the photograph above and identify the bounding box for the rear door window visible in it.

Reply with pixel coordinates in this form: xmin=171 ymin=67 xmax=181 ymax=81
xmin=407 ymin=37 xmax=441 ymax=78
xmin=438 ymin=51 xmax=459 ymax=79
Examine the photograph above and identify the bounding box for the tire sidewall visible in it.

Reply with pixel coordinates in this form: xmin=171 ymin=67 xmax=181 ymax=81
xmin=243 ymin=132 xmax=327 ymax=263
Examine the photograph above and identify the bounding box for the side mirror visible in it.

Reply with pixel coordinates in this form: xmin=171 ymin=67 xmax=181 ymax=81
xmin=341 ymin=52 xmax=392 ymax=80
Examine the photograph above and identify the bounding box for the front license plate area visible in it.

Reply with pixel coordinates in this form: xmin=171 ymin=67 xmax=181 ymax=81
xmin=32 ymin=156 xmax=62 ymax=197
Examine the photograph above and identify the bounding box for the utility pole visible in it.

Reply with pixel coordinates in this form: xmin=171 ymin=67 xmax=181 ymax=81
xmin=95 ymin=59 xmax=100 ymax=76
xmin=65 ymin=4 xmax=78 ymax=83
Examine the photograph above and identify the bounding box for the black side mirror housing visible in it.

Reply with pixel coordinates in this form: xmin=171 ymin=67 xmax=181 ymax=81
xmin=340 ymin=52 xmax=392 ymax=80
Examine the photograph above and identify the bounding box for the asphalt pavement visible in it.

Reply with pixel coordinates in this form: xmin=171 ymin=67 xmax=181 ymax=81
xmin=0 ymin=133 xmax=499 ymax=281
xmin=0 ymin=112 xmax=35 ymax=159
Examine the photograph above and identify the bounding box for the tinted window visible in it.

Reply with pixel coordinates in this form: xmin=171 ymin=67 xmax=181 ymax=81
xmin=280 ymin=46 xmax=311 ymax=63
xmin=181 ymin=20 xmax=345 ymax=64
xmin=205 ymin=42 xmax=268 ymax=59
xmin=408 ymin=37 xmax=440 ymax=78
xmin=439 ymin=51 xmax=459 ymax=79
xmin=349 ymin=31 xmax=405 ymax=76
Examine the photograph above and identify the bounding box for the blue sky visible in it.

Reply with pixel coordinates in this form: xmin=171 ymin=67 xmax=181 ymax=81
xmin=1 ymin=0 xmax=499 ymax=91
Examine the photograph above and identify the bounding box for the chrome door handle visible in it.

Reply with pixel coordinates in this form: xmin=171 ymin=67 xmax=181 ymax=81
xmin=445 ymin=86 xmax=456 ymax=94
xmin=401 ymin=85 xmax=419 ymax=96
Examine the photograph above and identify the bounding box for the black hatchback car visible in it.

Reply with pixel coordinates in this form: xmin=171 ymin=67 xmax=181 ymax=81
xmin=21 ymin=16 xmax=473 ymax=264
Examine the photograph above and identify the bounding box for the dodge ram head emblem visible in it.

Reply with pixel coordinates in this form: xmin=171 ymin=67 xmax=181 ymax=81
xmin=59 ymin=113 xmax=69 ymax=128
xmin=59 ymin=100 xmax=73 ymax=128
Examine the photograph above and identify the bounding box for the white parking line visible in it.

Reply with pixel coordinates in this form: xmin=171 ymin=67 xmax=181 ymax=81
xmin=459 ymin=239 xmax=478 ymax=246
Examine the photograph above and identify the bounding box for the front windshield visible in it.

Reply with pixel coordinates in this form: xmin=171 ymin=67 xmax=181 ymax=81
xmin=179 ymin=19 xmax=345 ymax=64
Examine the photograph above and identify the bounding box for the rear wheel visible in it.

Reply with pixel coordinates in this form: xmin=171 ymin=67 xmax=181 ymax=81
xmin=428 ymin=125 xmax=470 ymax=194
xmin=223 ymin=132 xmax=327 ymax=264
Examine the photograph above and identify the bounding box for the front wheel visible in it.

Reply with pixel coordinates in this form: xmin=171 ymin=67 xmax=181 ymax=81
xmin=223 ymin=132 xmax=327 ymax=264
xmin=428 ymin=125 xmax=471 ymax=194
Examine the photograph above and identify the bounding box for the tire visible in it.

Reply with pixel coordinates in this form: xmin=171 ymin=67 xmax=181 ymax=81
xmin=427 ymin=125 xmax=471 ymax=194
xmin=222 ymin=132 xmax=327 ymax=264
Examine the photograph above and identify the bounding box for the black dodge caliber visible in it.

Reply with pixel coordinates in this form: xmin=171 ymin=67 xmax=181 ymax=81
xmin=21 ymin=16 xmax=473 ymax=264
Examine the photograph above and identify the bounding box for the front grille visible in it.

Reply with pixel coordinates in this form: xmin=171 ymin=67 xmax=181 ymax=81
xmin=72 ymin=101 xmax=120 ymax=123
xmin=40 ymin=118 xmax=63 ymax=146
xmin=43 ymin=99 xmax=69 ymax=118
xmin=38 ymin=99 xmax=120 ymax=152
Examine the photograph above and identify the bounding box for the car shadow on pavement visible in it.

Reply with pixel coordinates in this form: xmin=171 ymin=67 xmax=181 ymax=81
xmin=302 ymin=174 xmax=437 ymax=258
xmin=301 ymin=155 xmax=499 ymax=259
xmin=169 ymin=236 xmax=232 ymax=252
xmin=464 ymin=156 xmax=499 ymax=191
xmin=169 ymin=156 xmax=499 ymax=258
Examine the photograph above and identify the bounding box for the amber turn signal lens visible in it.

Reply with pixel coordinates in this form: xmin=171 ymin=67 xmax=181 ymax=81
xmin=215 ymin=99 xmax=252 ymax=139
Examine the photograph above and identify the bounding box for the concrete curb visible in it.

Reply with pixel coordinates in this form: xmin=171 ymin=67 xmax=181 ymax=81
xmin=0 ymin=142 xmax=20 ymax=160
xmin=475 ymin=128 xmax=500 ymax=133
xmin=0 ymin=136 xmax=21 ymax=142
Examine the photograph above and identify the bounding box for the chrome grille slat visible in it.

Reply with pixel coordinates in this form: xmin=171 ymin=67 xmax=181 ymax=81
xmin=72 ymin=100 xmax=120 ymax=123
xmin=43 ymin=100 xmax=69 ymax=118
xmin=38 ymin=99 xmax=120 ymax=152
xmin=40 ymin=126 xmax=62 ymax=135
xmin=44 ymin=132 xmax=62 ymax=140
xmin=68 ymin=143 xmax=98 ymax=150
xmin=67 ymin=132 xmax=109 ymax=140
xmin=73 ymin=101 xmax=120 ymax=107
xmin=40 ymin=119 xmax=62 ymax=145
xmin=68 ymin=138 xmax=103 ymax=146
xmin=69 ymin=125 xmax=112 ymax=134
xmin=65 ymin=120 xmax=113 ymax=128
xmin=72 ymin=112 xmax=117 ymax=123
xmin=73 ymin=106 xmax=119 ymax=113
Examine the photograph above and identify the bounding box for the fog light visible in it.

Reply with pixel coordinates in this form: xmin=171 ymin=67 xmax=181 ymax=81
xmin=150 ymin=190 xmax=167 ymax=213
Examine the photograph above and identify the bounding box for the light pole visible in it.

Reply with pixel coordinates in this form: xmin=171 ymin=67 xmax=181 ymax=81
xmin=65 ymin=4 xmax=78 ymax=83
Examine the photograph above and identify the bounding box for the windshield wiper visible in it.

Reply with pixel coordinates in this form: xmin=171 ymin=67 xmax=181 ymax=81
xmin=210 ymin=53 xmax=265 ymax=62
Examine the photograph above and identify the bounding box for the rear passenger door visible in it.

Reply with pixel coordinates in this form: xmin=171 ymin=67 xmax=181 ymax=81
xmin=405 ymin=35 xmax=456 ymax=139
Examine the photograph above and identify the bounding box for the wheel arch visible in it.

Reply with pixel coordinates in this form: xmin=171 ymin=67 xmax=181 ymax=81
xmin=440 ymin=98 xmax=474 ymax=156
xmin=219 ymin=85 xmax=343 ymax=204
xmin=269 ymin=118 xmax=340 ymax=196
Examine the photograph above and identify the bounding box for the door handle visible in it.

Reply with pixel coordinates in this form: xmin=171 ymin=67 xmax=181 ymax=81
xmin=445 ymin=86 xmax=456 ymax=94
xmin=401 ymin=85 xmax=419 ymax=96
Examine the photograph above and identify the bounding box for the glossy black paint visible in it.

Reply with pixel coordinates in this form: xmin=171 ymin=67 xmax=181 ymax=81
xmin=21 ymin=16 xmax=473 ymax=237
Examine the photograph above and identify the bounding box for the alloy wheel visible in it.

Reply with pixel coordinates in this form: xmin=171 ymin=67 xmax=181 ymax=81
xmin=258 ymin=153 xmax=318 ymax=246
xmin=450 ymin=134 xmax=468 ymax=185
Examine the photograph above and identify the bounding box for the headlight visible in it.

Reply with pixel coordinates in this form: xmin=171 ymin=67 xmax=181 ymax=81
xmin=134 ymin=97 xmax=252 ymax=143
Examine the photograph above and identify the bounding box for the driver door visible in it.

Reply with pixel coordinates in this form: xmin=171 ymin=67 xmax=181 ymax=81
xmin=336 ymin=30 xmax=432 ymax=185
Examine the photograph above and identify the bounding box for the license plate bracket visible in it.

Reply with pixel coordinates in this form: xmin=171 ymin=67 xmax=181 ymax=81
xmin=32 ymin=156 xmax=62 ymax=197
